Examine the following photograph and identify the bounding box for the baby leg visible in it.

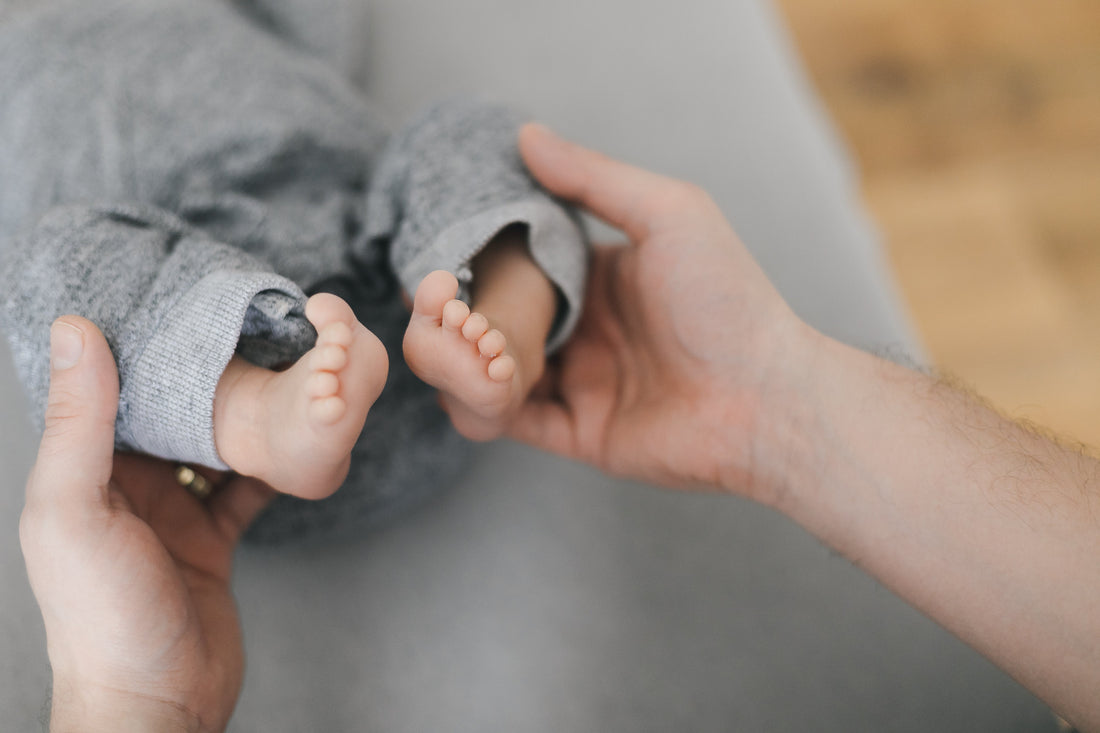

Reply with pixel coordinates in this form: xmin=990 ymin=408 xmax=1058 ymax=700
xmin=214 ymin=293 xmax=388 ymax=499
xmin=403 ymin=227 xmax=557 ymax=441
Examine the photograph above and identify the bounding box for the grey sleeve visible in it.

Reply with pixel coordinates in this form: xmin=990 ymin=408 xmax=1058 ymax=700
xmin=0 ymin=204 xmax=315 ymax=469
xmin=361 ymin=98 xmax=589 ymax=352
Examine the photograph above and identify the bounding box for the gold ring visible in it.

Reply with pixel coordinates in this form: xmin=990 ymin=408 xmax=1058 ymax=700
xmin=174 ymin=464 xmax=213 ymax=500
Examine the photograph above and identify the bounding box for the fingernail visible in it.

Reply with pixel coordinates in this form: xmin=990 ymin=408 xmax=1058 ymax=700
xmin=50 ymin=321 xmax=84 ymax=371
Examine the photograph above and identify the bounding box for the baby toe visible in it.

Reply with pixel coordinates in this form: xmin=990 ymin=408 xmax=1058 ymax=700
xmin=412 ymin=270 xmax=460 ymax=318
xmin=442 ymin=299 xmax=470 ymax=330
xmin=478 ymin=329 xmax=507 ymax=358
xmin=462 ymin=312 xmax=490 ymax=342
xmin=307 ymin=371 xmax=340 ymax=398
xmin=309 ymin=395 xmax=347 ymax=425
xmin=306 ymin=292 xmax=356 ymax=329
xmin=487 ymin=354 xmax=516 ymax=383
xmin=318 ymin=321 xmax=353 ymax=348
xmin=310 ymin=344 xmax=349 ymax=373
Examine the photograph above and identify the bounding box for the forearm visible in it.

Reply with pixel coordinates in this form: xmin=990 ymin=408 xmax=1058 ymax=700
xmin=514 ymin=123 xmax=1099 ymax=724
xmin=761 ymin=332 xmax=1100 ymax=728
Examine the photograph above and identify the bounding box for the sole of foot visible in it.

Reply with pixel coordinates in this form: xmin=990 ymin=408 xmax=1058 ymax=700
xmin=403 ymin=270 xmax=524 ymax=441
xmin=216 ymin=292 xmax=388 ymax=499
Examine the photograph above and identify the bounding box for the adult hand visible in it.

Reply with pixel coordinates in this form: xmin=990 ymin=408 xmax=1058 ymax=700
xmin=512 ymin=123 xmax=810 ymax=502
xmin=20 ymin=317 xmax=274 ymax=733
xmin=514 ymin=125 xmax=1100 ymax=729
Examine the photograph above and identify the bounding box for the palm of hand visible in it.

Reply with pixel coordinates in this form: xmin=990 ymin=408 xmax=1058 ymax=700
xmin=28 ymin=454 xmax=271 ymax=726
xmin=522 ymin=192 xmax=796 ymax=494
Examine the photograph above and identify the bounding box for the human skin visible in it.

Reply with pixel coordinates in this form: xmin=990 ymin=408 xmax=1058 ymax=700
xmin=213 ymin=223 xmax=554 ymax=494
xmin=21 ymin=317 xmax=274 ymax=733
xmin=511 ymin=124 xmax=1100 ymax=731
xmin=403 ymin=224 xmax=558 ymax=441
xmin=213 ymin=293 xmax=388 ymax=500
xmin=19 ymin=219 xmax=555 ymax=733
xmin=21 ymin=126 xmax=1100 ymax=731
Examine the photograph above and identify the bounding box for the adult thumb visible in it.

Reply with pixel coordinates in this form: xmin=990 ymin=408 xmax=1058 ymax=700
xmin=27 ymin=317 xmax=120 ymax=511
xmin=518 ymin=123 xmax=674 ymax=242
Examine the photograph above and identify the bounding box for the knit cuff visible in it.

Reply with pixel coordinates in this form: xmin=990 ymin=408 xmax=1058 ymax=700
xmin=119 ymin=270 xmax=310 ymax=469
xmin=395 ymin=199 xmax=587 ymax=353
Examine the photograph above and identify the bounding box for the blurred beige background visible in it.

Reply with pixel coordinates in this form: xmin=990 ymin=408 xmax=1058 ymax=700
xmin=776 ymin=0 xmax=1100 ymax=447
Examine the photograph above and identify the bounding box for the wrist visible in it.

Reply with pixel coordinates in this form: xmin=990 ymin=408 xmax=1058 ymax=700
xmin=715 ymin=317 xmax=832 ymax=509
xmin=50 ymin=675 xmax=205 ymax=733
xmin=748 ymin=326 xmax=929 ymax=530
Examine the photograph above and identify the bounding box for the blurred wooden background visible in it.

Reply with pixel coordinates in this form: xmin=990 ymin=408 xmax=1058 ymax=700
xmin=775 ymin=0 xmax=1100 ymax=446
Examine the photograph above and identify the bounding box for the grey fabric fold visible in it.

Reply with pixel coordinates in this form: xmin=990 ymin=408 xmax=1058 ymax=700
xmin=0 ymin=204 xmax=313 ymax=469
xmin=364 ymin=98 xmax=588 ymax=350
xmin=0 ymin=0 xmax=587 ymax=539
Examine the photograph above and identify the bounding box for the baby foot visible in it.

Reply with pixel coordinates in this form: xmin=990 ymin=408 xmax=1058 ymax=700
xmin=403 ymin=270 xmax=536 ymax=441
xmin=214 ymin=293 xmax=388 ymax=499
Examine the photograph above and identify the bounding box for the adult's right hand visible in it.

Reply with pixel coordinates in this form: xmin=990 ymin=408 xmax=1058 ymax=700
xmin=514 ymin=125 xmax=1100 ymax=731
xmin=512 ymin=124 xmax=811 ymax=503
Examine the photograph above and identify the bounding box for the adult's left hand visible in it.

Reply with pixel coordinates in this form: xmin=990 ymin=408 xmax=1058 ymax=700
xmin=20 ymin=316 xmax=274 ymax=733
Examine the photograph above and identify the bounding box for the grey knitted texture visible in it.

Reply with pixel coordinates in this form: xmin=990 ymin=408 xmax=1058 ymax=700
xmin=364 ymin=98 xmax=587 ymax=350
xmin=0 ymin=0 xmax=587 ymax=540
xmin=1 ymin=204 xmax=313 ymax=470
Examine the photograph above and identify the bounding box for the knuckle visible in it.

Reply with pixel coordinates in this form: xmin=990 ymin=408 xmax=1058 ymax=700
xmin=41 ymin=393 xmax=112 ymax=449
xmin=43 ymin=389 xmax=84 ymax=430
xmin=651 ymin=180 xmax=712 ymax=218
xmin=671 ymin=181 xmax=711 ymax=208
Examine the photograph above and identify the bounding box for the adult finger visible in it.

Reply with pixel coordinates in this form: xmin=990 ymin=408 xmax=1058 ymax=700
xmin=207 ymin=475 xmax=276 ymax=544
xmin=518 ymin=123 xmax=688 ymax=242
xmin=26 ymin=317 xmax=120 ymax=513
xmin=508 ymin=396 xmax=579 ymax=462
